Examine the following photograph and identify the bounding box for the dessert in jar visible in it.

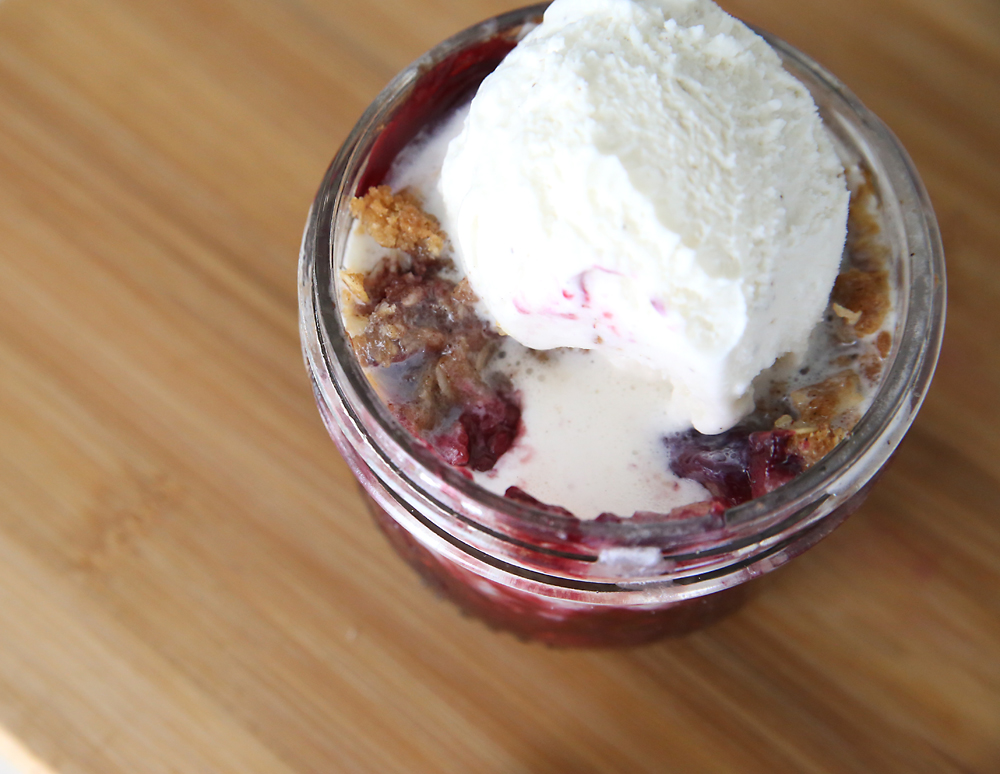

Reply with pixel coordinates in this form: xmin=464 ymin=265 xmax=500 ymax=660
xmin=299 ymin=0 xmax=946 ymax=646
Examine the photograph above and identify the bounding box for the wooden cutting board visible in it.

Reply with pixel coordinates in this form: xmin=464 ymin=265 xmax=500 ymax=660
xmin=0 ymin=0 xmax=997 ymax=771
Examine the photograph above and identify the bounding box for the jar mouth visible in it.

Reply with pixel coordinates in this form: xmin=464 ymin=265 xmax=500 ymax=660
xmin=300 ymin=4 xmax=946 ymax=577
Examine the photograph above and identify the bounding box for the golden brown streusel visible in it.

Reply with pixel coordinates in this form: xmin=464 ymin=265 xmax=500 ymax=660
xmin=790 ymin=424 xmax=849 ymax=467
xmin=350 ymin=185 xmax=446 ymax=257
xmin=832 ymin=268 xmax=891 ymax=336
xmin=340 ymin=271 xmax=370 ymax=305
xmin=790 ymin=370 xmax=864 ymax=427
xmin=876 ymin=330 xmax=893 ymax=358
xmin=846 ymin=172 xmax=890 ymax=271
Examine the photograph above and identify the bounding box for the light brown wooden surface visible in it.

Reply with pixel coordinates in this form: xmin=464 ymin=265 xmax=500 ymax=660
xmin=0 ymin=0 xmax=997 ymax=771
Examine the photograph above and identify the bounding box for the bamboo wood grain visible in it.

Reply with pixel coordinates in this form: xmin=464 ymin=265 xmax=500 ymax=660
xmin=0 ymin=0 xmax=997 ymax=771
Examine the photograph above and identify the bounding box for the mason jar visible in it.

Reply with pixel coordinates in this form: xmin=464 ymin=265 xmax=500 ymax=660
xmin=299 ymin=3 xmax=946 ymax=647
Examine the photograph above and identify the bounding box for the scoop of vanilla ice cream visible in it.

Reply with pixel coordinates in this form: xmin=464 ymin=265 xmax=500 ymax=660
xmin=439 ymin=0 xmax=849 ymax=434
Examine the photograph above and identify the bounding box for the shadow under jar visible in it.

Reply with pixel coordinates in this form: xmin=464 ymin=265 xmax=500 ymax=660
xmin=299 ymin=3 xmax=946 ymax=647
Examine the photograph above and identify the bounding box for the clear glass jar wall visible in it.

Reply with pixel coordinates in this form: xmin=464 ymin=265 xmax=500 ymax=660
xmin=299 ymin=4 xmax=945 ymax=647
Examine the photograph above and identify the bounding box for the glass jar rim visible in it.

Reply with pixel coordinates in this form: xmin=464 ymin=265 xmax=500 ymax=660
xmin=300 ymin=3 xmax=946 ymax=579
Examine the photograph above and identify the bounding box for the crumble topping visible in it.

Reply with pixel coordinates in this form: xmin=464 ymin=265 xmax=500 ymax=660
xmin=349 ymin=185 xmax=447 ymax=257
xmin=778 ymin=370 xmax=863 ymax=467
xmin=828 ymin=172 xmax=892 ymax=338
xmin=832 ymin=269 xmax=891 ymax=336
xmin=790 ymin=370 xmax=863 ymax=426
xmin=789 ymin=424 xmax=849 ymax=467
xmin=845 ymin=170 xmax=889 ymax=271
xmin=876 ymin=330 xmax=893 ymax=358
